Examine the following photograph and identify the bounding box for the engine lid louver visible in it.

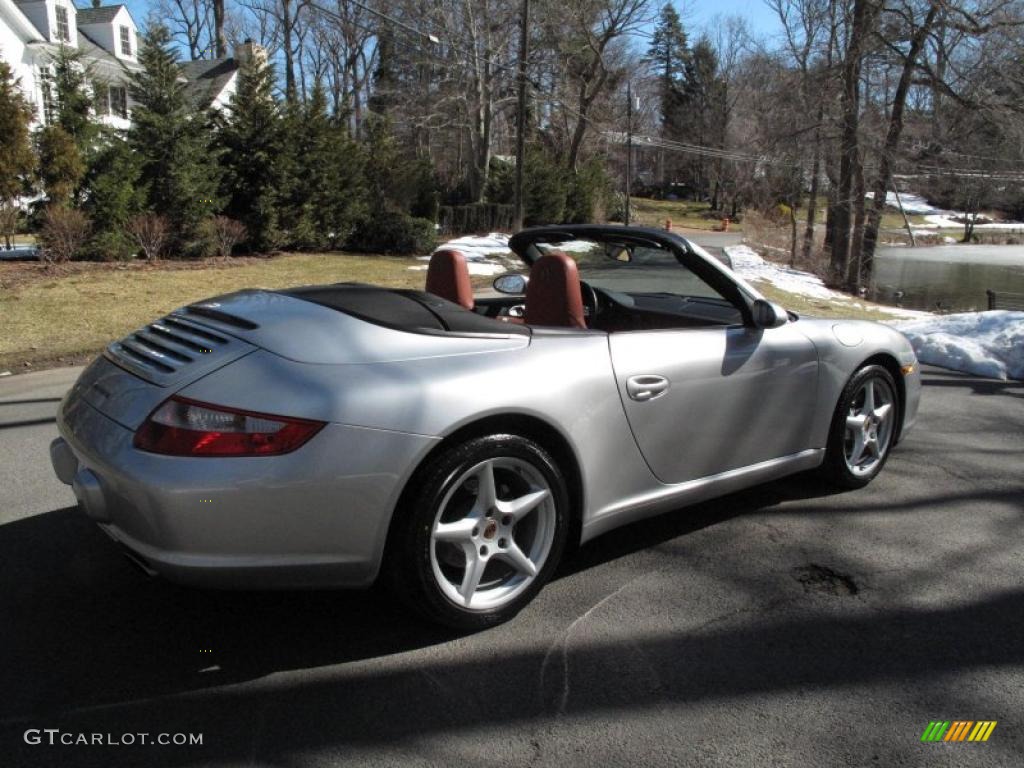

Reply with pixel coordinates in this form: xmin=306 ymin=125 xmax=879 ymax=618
xmin=105 ymin=311 xmax=255 ymax=386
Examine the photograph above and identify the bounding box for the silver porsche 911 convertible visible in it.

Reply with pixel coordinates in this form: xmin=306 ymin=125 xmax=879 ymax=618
xmin=50 ymin=225 xmax=920 ymax=628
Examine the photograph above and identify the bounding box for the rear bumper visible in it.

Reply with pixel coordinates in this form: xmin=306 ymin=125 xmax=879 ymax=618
xmin=52 ymin=396 xmax=438 ymax=588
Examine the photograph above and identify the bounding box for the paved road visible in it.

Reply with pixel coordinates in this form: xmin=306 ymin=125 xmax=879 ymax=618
xmin=0 ymin=365 xmax=1021 ymax=767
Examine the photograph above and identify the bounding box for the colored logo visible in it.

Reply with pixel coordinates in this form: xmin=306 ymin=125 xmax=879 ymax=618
xmin=921 ymin=721 xmax=997 ymax=742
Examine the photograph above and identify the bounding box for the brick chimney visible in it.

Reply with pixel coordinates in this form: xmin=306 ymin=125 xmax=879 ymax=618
xmin=233 ymin=39 xmax=267 ymax=67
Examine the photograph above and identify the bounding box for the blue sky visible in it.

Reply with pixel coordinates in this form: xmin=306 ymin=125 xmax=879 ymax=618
xmin=113 ymin=0 xmax=783 ymax=51
xmin=687 ymin=0 xmax=781 ymax=37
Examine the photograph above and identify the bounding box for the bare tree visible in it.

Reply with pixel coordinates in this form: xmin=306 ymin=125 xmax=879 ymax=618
xmin=542 ymin=0 xmax=653 ymax=171
xmin=39 ymin=206 xmax=90 ymax=264
xmin=127 ymin=213 xmax=170 ymax=261
xmin=211 ymin=215 xmax=247 ymax=259
xmin=157 ymin=0 xmax=214 ymax=59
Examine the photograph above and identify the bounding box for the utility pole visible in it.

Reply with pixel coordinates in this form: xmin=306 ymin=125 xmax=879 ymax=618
xmin=625 ymin=80 xmax=632 ymax=226
xmin=512 ymin=0 xmax=530 ymax=232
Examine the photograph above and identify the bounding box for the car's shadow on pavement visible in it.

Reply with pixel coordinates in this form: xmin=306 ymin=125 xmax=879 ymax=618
xmin=0 ymin=471 xmax=846 ymax=725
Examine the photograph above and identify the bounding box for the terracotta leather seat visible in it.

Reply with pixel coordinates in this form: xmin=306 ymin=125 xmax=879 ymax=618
xmin=524 ymin=252 xmax=586 ymax=329
xmin=425 ymin=249 xmax=474 ymax=310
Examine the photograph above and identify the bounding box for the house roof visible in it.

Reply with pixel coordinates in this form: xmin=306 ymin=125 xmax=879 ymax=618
xmin=76 ymin=28 xmax=140 ymax=72
xmin=75 ymin=5 xmax=126 ymax=25
xmin=0 ymin=0 xmax=45 ymax=42
xmin=180 ymin=57 xmax=238 ymax=106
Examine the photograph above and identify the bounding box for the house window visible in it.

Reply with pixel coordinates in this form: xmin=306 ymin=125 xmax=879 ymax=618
xmin=40 ymin=70 xmax=56 ymax=124
xmin=109 ymin=86 xmax=128 ymax=118
xmin=55 ymin=6 xmax=70 ymax=42
xmin=94 ymin=82 xmax=110 ymax=115
xmin=120 ymin=26 xmax=132 ymax=57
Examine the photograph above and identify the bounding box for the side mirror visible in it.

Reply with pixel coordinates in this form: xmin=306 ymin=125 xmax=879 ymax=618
xmin=605 ymin=243 xmax=633 ymax=263
xmin=751 ymin=299 xmax=788 ymax=329
xmin=493 ymin=273 xmax=528 ymax=295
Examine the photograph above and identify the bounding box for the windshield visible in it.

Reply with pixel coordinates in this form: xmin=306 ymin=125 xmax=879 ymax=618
xmin=534 ymin=239 xmax=729 ymax=301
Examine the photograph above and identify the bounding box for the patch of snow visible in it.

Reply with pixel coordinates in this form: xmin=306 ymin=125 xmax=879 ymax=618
xmin=725 ymin=244 xmax=847 ymax=301
xmin=866 ymin=191 xmax=948 ymax=215
xmin=408 ymin=261 xmax=507 ymax=276
xmin=725 ymin=244 xmax=927 ymax=318
xmin=923 ymin=214 xmax=1024 ymax=231
xmin=552 ymin=239 xmax=598 ymax=253
xmin=437 ymin=233 xmax=511 ymax=258
xmin=890 ymin=311 xmax=1024 ymax=380
xmin=868 ymin=191 xmax=1024 ymax=230
xmin=427 ymin=232 xmax=517 ymax=275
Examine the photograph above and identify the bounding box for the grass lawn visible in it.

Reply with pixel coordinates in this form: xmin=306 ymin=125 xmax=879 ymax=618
xmin=0 ymin=252 xmax=428 ymax=372
xmin=630 ymin=198 xmax=737 ymax=231
xmin=749 ymin=279 xmax=911 ymax=321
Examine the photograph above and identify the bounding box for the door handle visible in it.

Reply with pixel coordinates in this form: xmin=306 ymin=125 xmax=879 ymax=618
xmin=626 ymin=374 xmax=670 ymax=402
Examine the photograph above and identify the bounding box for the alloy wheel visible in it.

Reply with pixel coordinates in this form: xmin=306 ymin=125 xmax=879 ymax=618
xmin=429 ymin=457 xmax=556 ymax=611
xmin=843 ymin=375 xmax=896 ymax=477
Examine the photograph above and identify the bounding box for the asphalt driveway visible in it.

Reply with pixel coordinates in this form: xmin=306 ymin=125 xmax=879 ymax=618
xmin=0 ymin=364 xmax=1021 ymax=767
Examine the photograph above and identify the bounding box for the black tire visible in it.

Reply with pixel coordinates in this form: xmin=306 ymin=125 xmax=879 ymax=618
xmin=388 ymin=434 xmax=570 ymax=630
xmin=820 ymin=364 xmax=900 ymax=489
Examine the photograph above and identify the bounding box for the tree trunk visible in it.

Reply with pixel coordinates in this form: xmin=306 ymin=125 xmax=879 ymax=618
xmin=282 ymin=0 xmax=297 ymax=103
xmin=861 ymin=3 xmax=939 ymax=284
xmin=788 ymin=200 xmax=799 ymax=267
xmin=850 ymin=155 xmax=866 ymax=289
xmin=831 ymin=0 xmax=874 ymax=284
xmin=213 ymin=0 xmax=227 ymax=58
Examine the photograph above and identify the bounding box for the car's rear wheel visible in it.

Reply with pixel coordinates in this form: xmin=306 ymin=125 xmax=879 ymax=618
xmin=821 ymin=364 xmax=900 ymax=489
xmin=390 ymin=434 xmax=569 ymax=629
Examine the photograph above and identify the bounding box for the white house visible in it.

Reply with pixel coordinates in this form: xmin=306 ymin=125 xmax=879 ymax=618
xmin=0 ymin=0 xmax=246 ymax=129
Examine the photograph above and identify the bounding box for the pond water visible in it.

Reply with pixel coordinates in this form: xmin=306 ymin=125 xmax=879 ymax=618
xmin=870 ymin=245 xmax=1024 ymax=312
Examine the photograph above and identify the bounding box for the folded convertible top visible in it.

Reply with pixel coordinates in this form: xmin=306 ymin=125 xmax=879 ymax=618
xmin=278 ymin=283 xmax=530 ymax=336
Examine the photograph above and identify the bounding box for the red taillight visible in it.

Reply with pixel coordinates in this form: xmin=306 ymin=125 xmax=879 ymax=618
xmin=134 ymin=396 xmax=325 ymax=457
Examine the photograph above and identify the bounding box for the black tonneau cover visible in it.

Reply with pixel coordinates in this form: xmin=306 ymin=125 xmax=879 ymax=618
xmin=279 ymin=283 xmax=530 ymax=336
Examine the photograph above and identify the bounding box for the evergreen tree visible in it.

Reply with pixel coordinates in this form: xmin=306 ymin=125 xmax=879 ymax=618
xmin=645 ymin=3 xmax=690 ymax=116
xmin=362 ymin=115 xmax=403 ymax=212
xmin=48 ymin=45 xmax=98 ymax=152
xmin=216 ymin=53 xmax=285 ymax=251
xmin=678 ymin=38 xmax=725 ymax=199
xmin=36 ymin=125 xmax=84 ymax=207
xmin=0 ymin=61 xmax=36 ymax=247
xmin=81 ymin=134 xmax=145 ymax=259
xmin=645 ymin=3 xmax=690 ymax=191
xmin=129 ymin=24 xmax=221 ymax=256
xmin=524 ymin=146 xmax=567 ymax=225
xmin=282 ymin=84 xmax=367 ymax=249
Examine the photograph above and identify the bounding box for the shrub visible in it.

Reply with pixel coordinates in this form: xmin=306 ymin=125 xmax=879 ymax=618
xmin=564 ymin=157 xmax=611 ymax=224
xmin=346 ymin=211 xmax=437 ymax=254
xmin=209 ymin=216 xmax=247 ymax=260
xmin=408 ymin=158 xmax=440 ymax=222
xmin=485 ymin=158 xmax=515 ymax=204
xmin=126 ymin=213 xmax=170 ymax=260
xmin=39 ymin=206 xmax=90 ymax=263
xmin=523 ymin=147 xmax=567 ymax=225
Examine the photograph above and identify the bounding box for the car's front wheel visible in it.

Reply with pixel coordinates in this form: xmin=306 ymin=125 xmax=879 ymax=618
xmin=821 ymin=364 xmax=900 ymax=489
xmin=389 ymin=434 xmax=570 ymax=629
